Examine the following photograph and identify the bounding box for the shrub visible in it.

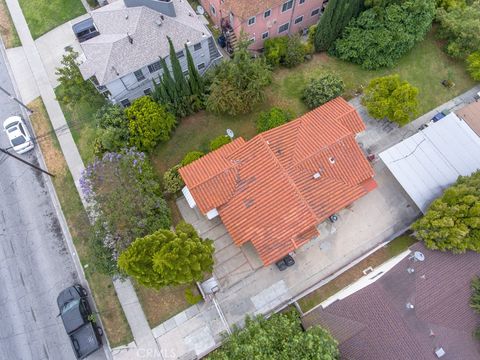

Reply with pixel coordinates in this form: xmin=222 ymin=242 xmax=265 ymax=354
xmin=412 ymin=170 xmax=480 ymax=253
xmin=163 ymin=164 xmax=184 ymax=194
xmin=206 ymin=41 xmax=272 ymax=115
xmin=80 ymin=149 xmax=171 ymax=265
xmin=118 ymin=222 xmax=215 ymax=289
xmin=181 ymin=151 xmax=205 ymax=166
xmin=467 ymin=51 xmax=480 ymax=81
xmin=93 ymin=104 xmax=129 ymax=154
xmin=208 ymin=310 xmax=339 ymax=359
xmin=209 ymin=135 xmax=231 ymax=151
xmin=256 ymin=107 xmax=293 ymax=133
xmin=125 ymin=96 xmax=176 ymax=152
xmin=264 ymin=35 xmax=307 ymax=68
xmin=302 ymin=73 xmax=345 ymax=109
xmin=436 ymin=1 xmax=480 ymax=59
xmin=333 ymin=0 xmax=435 ymax=69
xmin=362 ymin=74 xmax=419 ymax=126
xmin=185 ymin=288 xmax=203 ymax=305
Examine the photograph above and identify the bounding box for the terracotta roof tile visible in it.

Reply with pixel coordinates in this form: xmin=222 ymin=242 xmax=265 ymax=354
xmin=180 ymin=97 xmax=375 ymax=265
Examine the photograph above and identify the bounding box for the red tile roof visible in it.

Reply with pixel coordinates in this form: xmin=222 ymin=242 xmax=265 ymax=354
xmin=179 ymin=97 xmax=376 ymax=265
xmin=302 ymin=243 xmax=480 ymax=360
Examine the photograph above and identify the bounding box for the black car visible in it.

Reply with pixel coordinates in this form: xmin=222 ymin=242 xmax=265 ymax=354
xmin=57 ymin=285 xmax=103 ymax=359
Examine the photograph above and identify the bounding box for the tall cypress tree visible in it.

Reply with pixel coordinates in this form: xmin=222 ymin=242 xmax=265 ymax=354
xmin=185 ymin=44 xmax=205 ymax=110
xmin=314 ymin=0 xmax=363 ymax=52
xmin=167 ymin=36 xmax=190 ymax=97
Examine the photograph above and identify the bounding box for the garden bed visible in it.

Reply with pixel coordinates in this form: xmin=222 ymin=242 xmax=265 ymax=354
xmin=28 ymin=97 xmax=133 ymax=347
xmin=297 ymin=234 xmax=417 ymax=313
xmin=0 ymin=0 xmax=20 ymax=47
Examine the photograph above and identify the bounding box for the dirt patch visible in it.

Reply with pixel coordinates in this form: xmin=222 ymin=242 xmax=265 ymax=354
xmin=28 ymin=98 xmax=67 ymax=177
xmin=134 ymin=281 xmax=201 ymax=328
xmin=0 ymin=0 xmax=20 ymax=48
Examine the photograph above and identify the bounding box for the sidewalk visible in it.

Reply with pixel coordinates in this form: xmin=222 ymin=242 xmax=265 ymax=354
xmin=4 ymin=1 xmax=159 ymax=358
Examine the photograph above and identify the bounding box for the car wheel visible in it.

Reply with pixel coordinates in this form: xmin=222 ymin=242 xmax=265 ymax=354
xmin=97 ymin=327 xmax=104 ymax=336
xmin=81 ymin=288 xmax=88 ymax=297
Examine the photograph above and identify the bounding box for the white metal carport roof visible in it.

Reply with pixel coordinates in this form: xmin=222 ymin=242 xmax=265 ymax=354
xmin=379 ymin=113 xmax=480 ymax=213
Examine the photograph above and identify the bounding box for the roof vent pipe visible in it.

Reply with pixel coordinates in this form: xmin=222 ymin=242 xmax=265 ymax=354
xmin=127 ymin=33 xmax=133 ymax=44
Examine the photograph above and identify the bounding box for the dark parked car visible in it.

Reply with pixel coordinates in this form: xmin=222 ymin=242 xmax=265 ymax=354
xmin=57 ymin=285 xmax=103 ymax=359
xmin=275 ymin=255 xmax=296 ymax=271
xmin=72 ymin=18 xmax=99 ymax=43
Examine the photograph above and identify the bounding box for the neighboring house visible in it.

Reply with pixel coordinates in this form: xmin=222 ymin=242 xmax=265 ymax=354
xmin=379 ymin=112 xmax=480 ymax=213
xmin=200 ymin=0 xmax=328 ymax=51
xmin=179 ymin=97 xmax=376 ymax=266
xmin=302 ymin=242 xmax=480 ymax=360
xmin=76 ymin=0 xmax=222 ymax=107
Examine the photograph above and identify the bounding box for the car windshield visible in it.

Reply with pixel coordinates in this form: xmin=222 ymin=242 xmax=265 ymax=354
xmin=11 ymin=136 xmax=26 ymax=146
xmin=61 ymin=299 xmax=80 ymax=315
xmin=5 ymin=121 xmax=18 ymax=130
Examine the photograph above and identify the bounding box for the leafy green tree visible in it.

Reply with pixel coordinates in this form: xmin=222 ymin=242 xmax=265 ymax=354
xmin=118 ymin=222 xmax=214 ymax=289
xmin=472 ymin=276 xmax=480 ymax=313
xmin=362 ymin=75 xmax=419 ymax=126
xmin=256 ymin=107 xmax=293 ymax=133
xmin=314 ymin=0 xmax=364 ymax=52
xmin=163 ymin=164 xmax=184 ymax=194
xmin=264 ymin=35 xmax=307 ymax=68
xmin=435 ymin=0 xmax=466 ymax=10
xmin=206 ymin=41 xmax=272 ymax=115
xmin=56 ymin=49 xmax=99 ymax=106
xmin=181 ymin=151 xmax=204 ymax=166
xmin=264 ymin=36 xmax=288 ymax=68
xmin=93 ymin=104 xmax=129 ymax=154
xmin=208 ymin=310 xmax=339 ymax=360
xmin=80 ymin=149 xmax=171 ymax=266
xmin=436 ymin=1 xmax=480 ymax=59
xmin=125 ymin=96 xmax=176 ymax=152
xmin=302 ymin=73 xmax=345 ymax=109
xmin=333 ymin=0 xmax=435 ymax=69
xmin=467 ymin=51 xmax=480 ymax=81
xmin=209 ymin=135 xmax=231 ymax=151
xmin=412 ymin=171 xmax=480 ymax=253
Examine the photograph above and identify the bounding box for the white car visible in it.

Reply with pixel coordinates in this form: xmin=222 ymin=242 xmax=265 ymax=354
xmin=3 ymin=116 xmax=34 ymax=154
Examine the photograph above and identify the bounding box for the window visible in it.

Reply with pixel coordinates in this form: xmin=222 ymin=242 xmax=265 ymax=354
xmin=183 ymin=70 xmax=189 ymax=76
xmin=262 ymin=31 xmax=269 ymax=39
xmin=278 ymin=22 xmax=289 ymax=33
xmin=147 ymin=61 xmax=161 ymax=73
xmin=299 ymin=0 xmax=306 ymax=4
xmin=120 ymin=99 xmax=131 ymax=107
xmin=176 ymin=50 xmax=184 ymax=59
xmin=210 ymin=4 xmax=216 ymax=15
xmin=144 ymin=88 xmax=152 ymax=95
xmin=294 ymin=15 xmax=303 ymax=24
xmin=311 ymin=8 xmax=320 ymax=16
xmin=134 ymin=69 xmax=145 ymax=81
xmin=264 ymin=9 xmax=271 ymax=18
xmin=282 ymin=0 xmax=293 ymax=12
xmin=197 ymin=63 xmax=205 ymax=70
xmin=248 ymin=16 xmax=256 ymax=26
xmin=194 ymin=43 xmax=202 ymax=51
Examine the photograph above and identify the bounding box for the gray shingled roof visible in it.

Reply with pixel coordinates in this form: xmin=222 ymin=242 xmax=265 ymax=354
xmin=79 ymin=0 xmax=210 ymax=85
xmin=303 ymin=243 xmax=480 ymax=360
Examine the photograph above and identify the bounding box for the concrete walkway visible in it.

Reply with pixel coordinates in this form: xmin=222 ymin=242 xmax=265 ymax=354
xmin=4 ymin=1 xmax=159 ymax=358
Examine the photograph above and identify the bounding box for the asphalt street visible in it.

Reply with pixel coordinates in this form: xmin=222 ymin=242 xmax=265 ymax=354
xmin=0 ymin=49 xmax=105 ymax=359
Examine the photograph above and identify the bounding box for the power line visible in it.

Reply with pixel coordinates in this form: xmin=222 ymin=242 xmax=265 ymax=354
xmin=0 ymin=85 xmax=33 ymax=114
xmin=0 ymin=148 xmax=55 ymax=177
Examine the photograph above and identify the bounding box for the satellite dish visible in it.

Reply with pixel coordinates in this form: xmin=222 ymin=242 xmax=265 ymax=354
xmin=226 ymin=129 xmax=234 ymax=139
xmin=413 ymin=251 xmax=425 ymax=262
xmin=196 ymin=5 xmax=205 ymax=15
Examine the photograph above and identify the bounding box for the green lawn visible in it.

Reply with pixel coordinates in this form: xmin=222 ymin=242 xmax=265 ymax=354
xmin=18 ymin=0 xmax=85 ymax=39
xmin=152 ymin=29 xmax=476 ymax=175
xmin=297 ymin=233 xmax=417 ymax=313
xmin=28 ymin=98 xmax=133 ymax=347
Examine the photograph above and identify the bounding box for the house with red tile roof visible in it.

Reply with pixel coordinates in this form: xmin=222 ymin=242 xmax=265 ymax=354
xmin=179 ymin=97 xmax=376 ymax=266
xmin=199 ymin=0 xmax=328 ymax=51
xmin=302 ymin=242 xmax=480 ymax=360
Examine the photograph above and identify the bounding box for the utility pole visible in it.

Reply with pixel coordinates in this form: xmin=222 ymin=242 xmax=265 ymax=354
xmin=0 ymin=148 xmax=54 ymax=177
xmin=0 ymin=85 xmax=33 ymax=114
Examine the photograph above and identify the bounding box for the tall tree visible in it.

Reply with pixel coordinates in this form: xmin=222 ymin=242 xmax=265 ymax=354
xmin=362 ymin=74 xmax=419 ymax=126
xmin=167 ymin=36 xmax=190 ymax=99
xmin=118 ymin=222 xmax=214 ymax=288
xmin=413 ymin=171 xmax=480 ymax=253
xmin=185 ymin=44 xmax=205 ymax=111
xmin=314 ymin=0 xmax=363 ymax=52
xmin=208 ymin=310 xmax=339 ymax=360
